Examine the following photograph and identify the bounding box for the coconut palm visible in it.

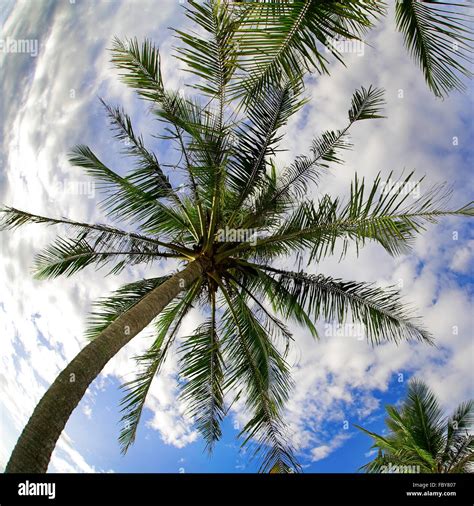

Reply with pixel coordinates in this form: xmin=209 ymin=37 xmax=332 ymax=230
xmin=357 ymin=379 xmax=474 ymax=473
xmin=2 ymin=0 xmax=473 ymax=473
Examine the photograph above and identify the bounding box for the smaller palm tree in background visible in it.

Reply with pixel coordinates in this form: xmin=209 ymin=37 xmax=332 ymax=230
xmin=357 ymin=379 xmax=474 ymax=473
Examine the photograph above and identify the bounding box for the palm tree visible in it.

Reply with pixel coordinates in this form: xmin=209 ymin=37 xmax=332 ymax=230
xmin=1 ymin=0 xmax=472 ymax=473
xmin=356 ymin=379 xmax=474 ymax=473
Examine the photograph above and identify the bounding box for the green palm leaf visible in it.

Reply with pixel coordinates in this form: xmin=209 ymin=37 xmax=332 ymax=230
xmin=99 ymin=98 xmax=173 ymax=199
xmin=85 ymin=276 xmax=172 ymax=340
xmin=119 ymin=282 xmax=201 ymax=453
xmin=32 ymin=236 xmax=169 ymax=279
xmin=0 ymin=206 xmax=194 ymax=261
xmin=69 ymin=145 xmax=194 ymax=239
xmin=231 ymin=262 xmax=319 ymax=338
xmin=227 ymin=76 xmax=307 ymax=220
xmin=358 ymin=379 xmax=474 ymax=473
xmin=179 ymin=292 xmax=225 ymax=451
xmin=228 ymin=172 xmax=473 ymax=263
xmin=110 ymin=37 xmax=164 ymax=103
xmin=257 ymin=266 xmax=432 ymax=345
xmin=395 ymin=0 xmax=473 ymax=97
xmin=219 ymin=281 xmax=299 ymax=473
xmin=175 ymin=0 xmax=239 ymax=98
xmin=232 ymin=0 xmax=383 ymax=102
xmin=444 ymin=399 xmax=474 ymax=463
xmin=273 ymin=85 xmax=385 ymax=202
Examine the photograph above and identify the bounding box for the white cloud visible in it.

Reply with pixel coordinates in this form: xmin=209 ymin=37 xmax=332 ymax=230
xmin=83 ymin=405 xmax=93 ymax=420
xmin=364 ymin=449 xmax=377 ymax=459
xmin=311 ymin=434 xmax=351 ymax=462
xmin=449 ymin=240 xmax=473 ymax=274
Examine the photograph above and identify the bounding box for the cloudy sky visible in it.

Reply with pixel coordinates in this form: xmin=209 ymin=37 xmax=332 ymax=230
xmin=0 ymin=0 xmax=472 ymax=473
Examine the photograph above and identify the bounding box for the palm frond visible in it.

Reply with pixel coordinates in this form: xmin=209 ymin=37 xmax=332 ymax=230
xmin=32 ymin=236 xmax=170 ymax=279
xmin=111 ymin=37 xmax=165 ymax=102
xmin=218 ymin=281 xmax=299 ymax=473
xmin=348 ymin=85 xmax=386 ymax=122
xmin=246 ymin=159 xmax=292 ymax=226
xmin=110 ymin=37 xmax=208 ymax=227
xmin=232 ymin=0 xmax=383 ymax=103
xmin=444 ymin=399 xmax=474 ymax=460
xmin=99 ymin=98 xmax=174 ymax=199
xmin=175 ymin=0 xmax=239 ymax=99
xmin=159 ymin=92 xmax=227 ymax=213
xmin=268 ymin=85 xmax=385 ymax=202
xmin=118 ymin=282 xmax=201 ymax=453
xmin=69 ymin=145 xmax=194 ymax=240
xmin=0 ymin=206 xmax=184 ymax=253
xmin=228 ymin=274 xmax=293 ymax=344
xmin=231 ymin=261 xmax=318 ymax=338
xmin=402 ymin=379 xmax=446 ymax=458
xmin=226 ymin=76 xmax=307 ymax=221
xmin=179 ymin=291 xmax=225 ymax=451
xmin=230 ymin=172 xmax=474 ymax=262
xmin=395 ymin=0 xmax=473 ymax=97
xmin=32 ymin=237 xmax=98 ymax=279
xmin=173 ymin=0 xmax=239 ymax=240
xmin=258 ymin=266 xmax=433 ymax=345
xmin=446 ymin=434 xmax=474 ymax=472
xmin=85 ymin=276 xmax=172 ymax=340
xmin=100 ymin=98 xmax=203 ymax=240
xmin=358 ymin=379 xmax=473 ymax=473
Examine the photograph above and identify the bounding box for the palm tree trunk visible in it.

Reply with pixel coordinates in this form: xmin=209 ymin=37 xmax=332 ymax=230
xmin=5 ymin=258 xmax=207 ymax=473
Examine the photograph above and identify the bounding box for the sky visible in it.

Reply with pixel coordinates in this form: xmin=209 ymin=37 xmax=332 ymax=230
xmin=0 ymin=0 xmax=473 ymax=474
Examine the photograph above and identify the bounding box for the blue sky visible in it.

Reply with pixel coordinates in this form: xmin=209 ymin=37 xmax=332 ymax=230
xmin=0 ymin=0 xmax=473 ymax=473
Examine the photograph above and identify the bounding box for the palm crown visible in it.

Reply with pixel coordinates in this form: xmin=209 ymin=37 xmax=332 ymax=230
xmin=357 ymin=379 xmax=474 ymax=473
xmin=2 ymin=0 xmax=473 ymax=473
